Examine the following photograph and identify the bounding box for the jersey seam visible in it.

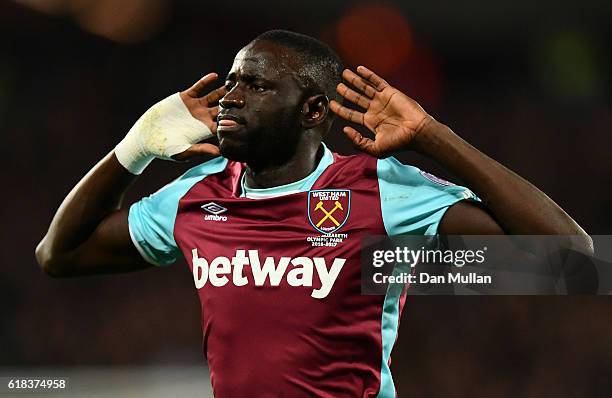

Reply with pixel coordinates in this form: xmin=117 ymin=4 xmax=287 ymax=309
xmin=376 ymin=158 xmax=392 ymax=237
xmin=128 ymin=220 xmax=163 ymax=266
xmin=172 ymin=162 xmax=228 ymax=256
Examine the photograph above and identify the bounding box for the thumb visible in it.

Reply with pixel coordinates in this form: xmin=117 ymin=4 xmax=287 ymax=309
xmin=343 ymin=126 xmax=379 ymax=157
xmin=172 ymin=143 xmax=220 ymax=161
xmin=182 ymin=73 xmax=219 ymax=99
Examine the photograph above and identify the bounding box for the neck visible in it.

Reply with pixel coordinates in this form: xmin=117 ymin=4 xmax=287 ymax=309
xmin=245 ymin=141 xmax=323 ymax=189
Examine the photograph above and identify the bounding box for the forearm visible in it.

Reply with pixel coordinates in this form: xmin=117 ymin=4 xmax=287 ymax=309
xmin=329 ymin=65 xmax=592 ymax=251
xmin=414 ymin=120 xmax=592 ymax=248
xmin=36 ymin=151 xmax=136 ymax=264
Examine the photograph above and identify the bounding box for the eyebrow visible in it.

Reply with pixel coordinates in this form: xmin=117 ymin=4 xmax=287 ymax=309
xmin=225 ymin=72 xmax=274 ymax=84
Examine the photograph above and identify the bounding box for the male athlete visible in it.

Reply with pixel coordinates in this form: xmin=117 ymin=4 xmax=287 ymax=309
xmin=36 ymin=30 xmax=591 ymax=397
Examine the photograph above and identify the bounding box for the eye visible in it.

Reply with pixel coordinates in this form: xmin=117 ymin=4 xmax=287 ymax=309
xmin=250 ymin=83 xmax=265 ymax=92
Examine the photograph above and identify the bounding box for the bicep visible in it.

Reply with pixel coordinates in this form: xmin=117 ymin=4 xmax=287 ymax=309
xmin=439 ymin=200 xmax=505 ymax=235
xmin=67 ymin=209 xmax=152 ymax=275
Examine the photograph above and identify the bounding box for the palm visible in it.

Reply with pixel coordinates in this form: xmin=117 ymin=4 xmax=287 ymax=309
xmin=330 ymin=66 xmax=431 ymax=158
xmin=179 ymin=73 xmax=227 ymax=133
xmin=173 ymin=73 xmax=228 ymax=160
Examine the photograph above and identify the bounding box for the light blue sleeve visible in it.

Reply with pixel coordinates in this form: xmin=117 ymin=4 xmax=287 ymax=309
xmin=128 ymin=157 xmax=228 ymax=266
xmin=377 ymin=157 xmax=480 ymax=236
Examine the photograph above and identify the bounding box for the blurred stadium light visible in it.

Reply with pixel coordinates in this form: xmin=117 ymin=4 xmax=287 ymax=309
xmin=13 ymin=0 xmax=170 ymax=43
xmin=334 ymin=2 xmax=443 ymax=107
xmin=533 ymin=30 xmax=607 ymax=102
xmin=335 ymin=2 xmax=413 ymax=75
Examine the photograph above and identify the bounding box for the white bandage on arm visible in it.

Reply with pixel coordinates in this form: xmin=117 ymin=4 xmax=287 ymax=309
xmin=115 ymin=93 xmax=213 ymax=175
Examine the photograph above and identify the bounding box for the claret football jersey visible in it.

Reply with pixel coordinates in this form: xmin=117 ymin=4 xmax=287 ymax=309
xmin=128 ymin=144 xmax=477 ymax=397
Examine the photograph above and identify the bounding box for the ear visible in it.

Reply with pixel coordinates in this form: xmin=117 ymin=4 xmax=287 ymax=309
xmin=301 ymin=95 xmax=329 ymax=129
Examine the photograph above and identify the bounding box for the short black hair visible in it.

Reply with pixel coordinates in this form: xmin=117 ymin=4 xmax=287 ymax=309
xmin=252 ymin=30 xmax=344 ymax=105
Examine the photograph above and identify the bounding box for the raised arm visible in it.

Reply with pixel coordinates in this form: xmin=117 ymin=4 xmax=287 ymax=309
xmin=35 ymin=73 xmax=226 ymax=276
xmin=330 ymin=66 xmax=592 ymax=253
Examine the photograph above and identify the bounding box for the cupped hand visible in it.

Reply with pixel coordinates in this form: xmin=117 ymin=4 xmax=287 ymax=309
xmin=330 ymin=66 xmax=433 ymax=158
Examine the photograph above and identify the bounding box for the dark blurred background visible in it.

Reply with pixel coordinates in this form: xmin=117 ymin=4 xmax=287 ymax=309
xmin=1 ymin=0 xmax=611 ymax=397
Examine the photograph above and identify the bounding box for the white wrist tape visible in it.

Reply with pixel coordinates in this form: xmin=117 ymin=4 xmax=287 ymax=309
xmin=115 ymin=92 xmax=213 ymax=175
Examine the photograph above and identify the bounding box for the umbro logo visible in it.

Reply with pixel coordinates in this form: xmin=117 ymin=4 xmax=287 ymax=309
xmin=201 ymin=202 xmax=227 ymax=215
xmin=201 ymin=202 xmax=228 ymax=222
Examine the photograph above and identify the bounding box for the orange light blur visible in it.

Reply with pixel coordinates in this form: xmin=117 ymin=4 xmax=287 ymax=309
xmin=12 ymin=0 xmax=169 ymax=43
xmin=335 ymin=2 xmax=413 ymax=75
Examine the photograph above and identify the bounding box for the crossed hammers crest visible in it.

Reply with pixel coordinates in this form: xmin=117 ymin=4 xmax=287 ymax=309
xmin=314 ymin=200 xmax=344 ymax=228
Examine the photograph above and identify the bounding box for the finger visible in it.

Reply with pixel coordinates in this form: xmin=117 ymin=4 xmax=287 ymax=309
xmin=336 ymin=83 xmax=371 ymax=110
xmin=172 ymin=143 xmax=220 ymax=161
xmin=184 ymin=73 xmax=219 ymax=98
xmin=356 ymin=65 xmax=389 ymax=92
xmin=188 ymin=143 xmax=220 ymax=157
xmin=329 ymin=100 xmax=365 ymax=125
xmin=210 ymin=106 xmax=220 ymax=120
xmin=209 ymin=107 xmax=220 ymax=134
xmin=203 ymin=86 xmax=227 ymax=106
xmin=342 ymin=126 xmax=379 ymax=156
xmin=342 ymin=69 xmax=377 ymax=99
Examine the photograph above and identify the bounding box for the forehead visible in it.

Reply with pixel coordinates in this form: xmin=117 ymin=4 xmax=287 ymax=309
xmin=228 ymin=41 xmax=300 ymax=81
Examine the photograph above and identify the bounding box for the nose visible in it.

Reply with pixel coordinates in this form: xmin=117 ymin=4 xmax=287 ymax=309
xmin=219 ymin=86 xmax=245 ymax=109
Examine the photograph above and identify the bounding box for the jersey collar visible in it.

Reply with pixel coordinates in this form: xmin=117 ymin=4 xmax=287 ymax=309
xmin=240 ymin=143 xmax=334 ymax=199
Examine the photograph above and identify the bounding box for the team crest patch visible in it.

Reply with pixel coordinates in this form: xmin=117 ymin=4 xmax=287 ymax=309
xmin=307 ymin=189 xmax=351 ymax=234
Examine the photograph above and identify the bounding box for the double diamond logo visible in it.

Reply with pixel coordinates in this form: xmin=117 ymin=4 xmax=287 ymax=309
xmin=201 ymin=202 xmax=227 ymax=215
